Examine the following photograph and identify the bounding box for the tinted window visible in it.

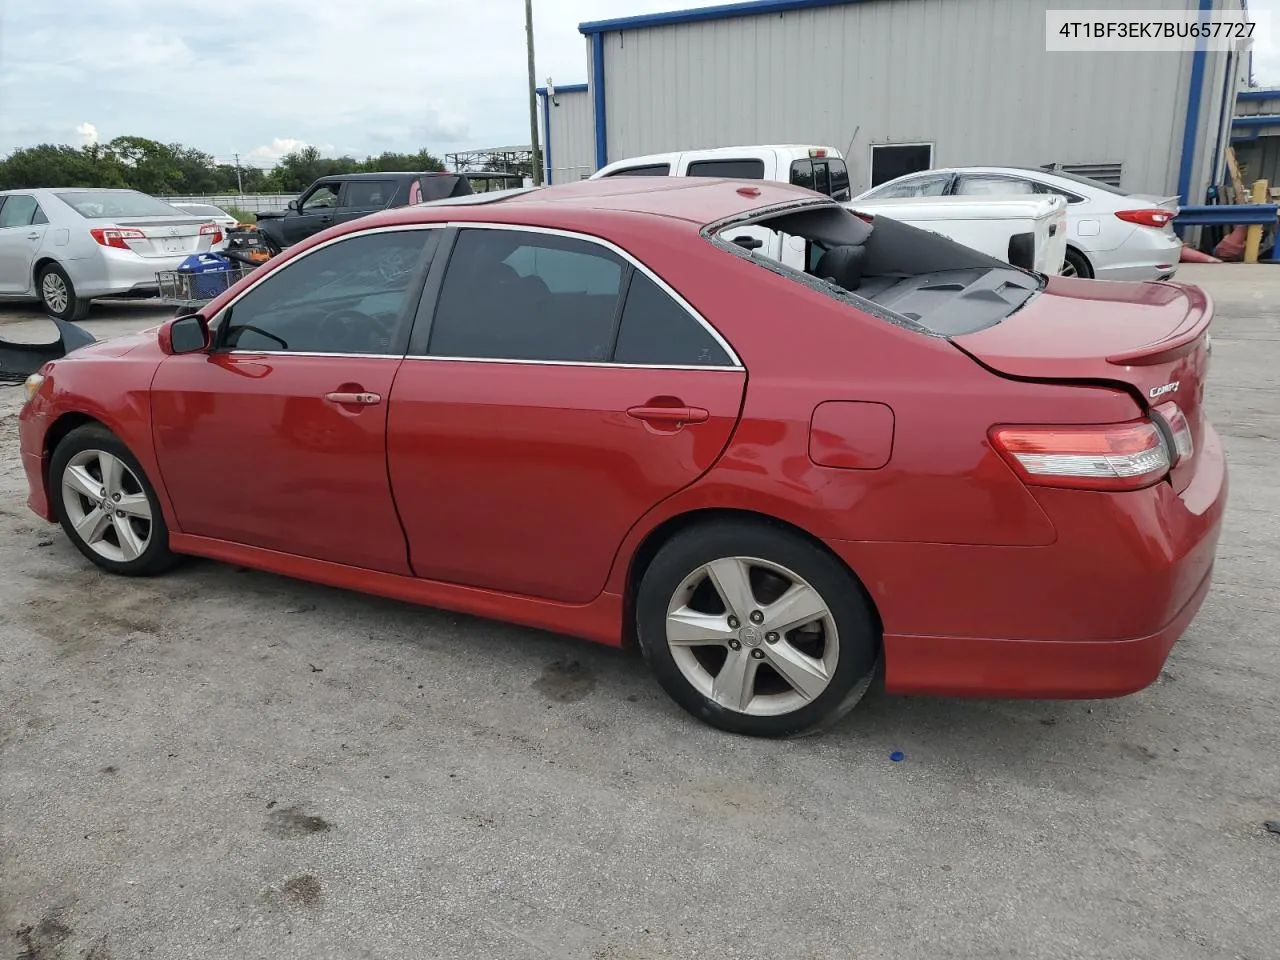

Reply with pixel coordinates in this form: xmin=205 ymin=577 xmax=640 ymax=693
xmin=177 ymin=203 xmax=229 ymax=217
xmin=301 ymin=185 xmax=341 ymax=211
xmin=54 ymin=190 xmax=184 ymax=219
xmin=686 ymin=158 xmax=766 ymax=179
xmin=955 ymin=175 xmax=1037 ymax=196
xmin=220 ymin=229 xmax=435 ymax=354
xmin=345 ymin=180 xmax=397 ymax=207
xmin=0 ymin=195 xmax=38 ymax=228
xmin=428 ymin=229 xmax=623 ymax=362
xmin=605 ymin=164 xmax=671 ymax=177
xmin=790 ymin=160 xmax=816 ymax=191
xmin=614 ymin=272 xmax=733 ymax=367
xmin=812 ymin=161 xmax=831 ymax=196
xmin=829 ymin=160 xmax=851 ymax=200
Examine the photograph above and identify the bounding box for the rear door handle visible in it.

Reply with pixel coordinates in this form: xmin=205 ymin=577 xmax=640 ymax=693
xmin=324 ymin=391 xmax=382 ymax=405
xmin=626 ymin=405 xmax=709 ymax=425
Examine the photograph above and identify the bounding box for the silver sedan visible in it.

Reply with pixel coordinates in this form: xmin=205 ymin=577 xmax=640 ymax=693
xmin=0 ymin=188 xmax=223 ymax=320
xmin=853 ymin=166 xmax=1183 ymax=281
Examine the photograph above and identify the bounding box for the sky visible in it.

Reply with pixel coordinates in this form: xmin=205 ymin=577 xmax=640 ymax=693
xmin=3 ymin=0 xmax=1280 ymax=167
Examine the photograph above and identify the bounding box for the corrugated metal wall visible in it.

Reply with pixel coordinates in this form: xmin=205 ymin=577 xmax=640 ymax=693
xmin=592 ymin=0 xmax=1239 ymax=200
xmin=543 ymin=87 xmax=596 ymax=184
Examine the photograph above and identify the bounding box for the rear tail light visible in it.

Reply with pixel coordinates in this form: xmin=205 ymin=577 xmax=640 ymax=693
xmin=1115 ymin=208 xmax=1174 ymax=229
xmin=1152 ymin=401 xmax=1194 ymax=463
xmin=989 ymin=420 xmax=1171 ymax=491
xmin=200 ymin=223 xmax=223 ymax=244
xmin=89 ymin=227 xmax=145 ymax=250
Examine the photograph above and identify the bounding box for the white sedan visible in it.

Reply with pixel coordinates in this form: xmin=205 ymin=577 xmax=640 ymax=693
xmin=853 ymin=166 xmax=1182 ymax=281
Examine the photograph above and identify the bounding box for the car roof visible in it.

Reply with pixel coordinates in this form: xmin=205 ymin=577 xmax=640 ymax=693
xmin=601 ymin=144 xmax=842 ymax=169
xmin=356 ymin=176 xmax=827 ymax=231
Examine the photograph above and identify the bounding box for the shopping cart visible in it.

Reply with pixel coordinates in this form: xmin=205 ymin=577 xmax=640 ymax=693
xmin=156 ymin=251 xmax=265 ymax=315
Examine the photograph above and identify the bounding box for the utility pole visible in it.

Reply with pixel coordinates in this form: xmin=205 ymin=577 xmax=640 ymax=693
xmin=233 ymin=153 xmax=243 ymax=193
xmin=525 ymin=0 xmax=543 ymax=185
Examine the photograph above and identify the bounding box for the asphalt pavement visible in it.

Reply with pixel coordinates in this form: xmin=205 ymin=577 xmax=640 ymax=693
xmin=0 ymin=267 xmax=1277 ymax=960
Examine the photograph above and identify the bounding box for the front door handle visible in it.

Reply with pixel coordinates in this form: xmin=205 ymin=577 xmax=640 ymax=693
xmin=626 ymin=405 xmax=709 ymax=426
xmin=26 ymin=233 xmax=40 ymax=241
xmin=325 ymin=391 xmax=381 ymax=406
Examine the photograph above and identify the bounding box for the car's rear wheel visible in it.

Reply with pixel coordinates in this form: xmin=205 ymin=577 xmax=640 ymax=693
xmin=1061 ymin=247 xmax=1093 ymax=279
xmin=635 ymin=520 xmax=880 ymax=737
xmin=37 ymin=263 xmax=91 ymax=321
xmin=50 ymin=424 xmax=176 ymax=577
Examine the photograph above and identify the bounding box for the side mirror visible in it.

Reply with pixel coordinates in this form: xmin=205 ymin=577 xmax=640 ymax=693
xmin=731 ymin=235 xmax=764 ymax=251
xmin=162 ymin=314 xmax=210 ymax=355
xmin=287 ymin=199 xmax=300 ymax=212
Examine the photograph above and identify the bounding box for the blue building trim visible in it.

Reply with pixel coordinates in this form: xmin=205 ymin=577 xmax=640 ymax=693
xmin=1176 ymin=0 xmax=1215 ymax=206
xmin=1232 ymin=114 xmax=1280 ymax=129
xmin=579 ymin=0 xmax=863 ymax=34
xmin=1237 ymin=88 xmax=1280 ymax=102
xmin=592 ymin=33 xmax=608 ymax=169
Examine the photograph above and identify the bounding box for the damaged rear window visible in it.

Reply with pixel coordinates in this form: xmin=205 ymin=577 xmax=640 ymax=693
xmin=710 ymin=202 xmax=1042 ymax=336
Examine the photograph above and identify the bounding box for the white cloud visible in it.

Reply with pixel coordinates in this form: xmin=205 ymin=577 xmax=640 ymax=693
xmin=0 ymin=0 xmax=774 ymax=158
xmin=75 ymin=122 xmax=98 ymax=146
xmin=246 ymin=138 xmax=337 ymax=166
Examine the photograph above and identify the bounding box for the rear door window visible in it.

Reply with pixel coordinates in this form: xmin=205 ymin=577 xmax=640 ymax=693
xmin=604 ymin=164 xmax=671 ymax=177
xmin=954 ymin=175 xmax=1037 ymax=196
xmin=345 ymin=180 xmax=397 ymax=208
xmin=426 ymin=229 xmax=624 ymax=362
xmin=0 ymin=195 xmax=41 ymax=228
xmin=685 ymin=158 xmax=766 ymax=179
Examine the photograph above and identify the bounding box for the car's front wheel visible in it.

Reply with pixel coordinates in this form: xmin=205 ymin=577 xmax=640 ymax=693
xmin=50 ymin=424 xmax=177 ymax=577
xmin=37 ymin=263 xmax=91 ymax=321
xmin=636 ymin=520 xmax=880 ymax=737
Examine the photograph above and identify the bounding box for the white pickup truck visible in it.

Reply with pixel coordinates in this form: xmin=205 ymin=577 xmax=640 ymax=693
xmin=848 ymin=194 xmax=1069 ymax=275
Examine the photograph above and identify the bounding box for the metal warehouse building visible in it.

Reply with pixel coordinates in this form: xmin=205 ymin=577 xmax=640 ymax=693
xmin=539 ymin=0 xmax=1247 ymax=203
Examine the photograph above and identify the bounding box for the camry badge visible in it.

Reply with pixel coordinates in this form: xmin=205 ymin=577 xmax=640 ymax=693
xmin=1149 ymin=382 xmax=1180 ymax=399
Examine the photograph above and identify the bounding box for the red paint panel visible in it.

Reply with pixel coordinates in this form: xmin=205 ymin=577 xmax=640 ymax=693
xmin=387 ymin=361 xmax=745 ymax=604
xmin=808 ymin=400 xmax=895 ymax=469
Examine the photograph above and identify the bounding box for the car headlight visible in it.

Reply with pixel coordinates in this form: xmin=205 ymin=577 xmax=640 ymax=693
xmin=23 ymin=373 xmax=45 ymax=404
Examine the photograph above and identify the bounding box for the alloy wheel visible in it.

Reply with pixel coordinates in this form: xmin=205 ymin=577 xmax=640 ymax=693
xmin=664 ymin=556 xmax=839 ymax=717
xmin=60 ymin=449 xmax=153 ymax=563
xmin=41 ymin=273 xmax=69 ymax=314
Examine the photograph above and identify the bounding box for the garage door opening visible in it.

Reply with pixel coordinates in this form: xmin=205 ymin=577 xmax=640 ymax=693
xmin=870 ymin=143 xmax=934 ymax=187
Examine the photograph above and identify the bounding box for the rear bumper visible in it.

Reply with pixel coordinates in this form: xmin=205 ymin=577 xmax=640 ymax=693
xmin=1092 ymin=230 xmax=1182 ymax=282
xmin=69 ymin=248 xmax=195 ymax=299
xmin=829 ymin=422 xmax=1227 ymax=699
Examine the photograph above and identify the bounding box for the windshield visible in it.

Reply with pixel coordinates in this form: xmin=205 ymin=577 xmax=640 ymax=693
xmin=55 ymin=190 xmax=188 ymax=219
xmin=713 ymin=202 xmax=1040 ymax=336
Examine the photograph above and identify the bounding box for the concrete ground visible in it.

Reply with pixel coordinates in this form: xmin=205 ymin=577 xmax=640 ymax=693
xmin=1 ymin=268 xmax=1277 ymax=960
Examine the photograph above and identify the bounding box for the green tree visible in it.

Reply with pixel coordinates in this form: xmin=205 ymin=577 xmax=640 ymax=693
xmin=0 ymin=143 xmax=126 ymax=189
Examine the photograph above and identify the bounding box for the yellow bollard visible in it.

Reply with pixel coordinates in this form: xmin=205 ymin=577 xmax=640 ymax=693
xmin=1244 ymin=178 xmax=1269 ymax=264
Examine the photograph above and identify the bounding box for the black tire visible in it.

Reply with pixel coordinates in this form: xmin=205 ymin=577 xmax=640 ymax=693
xmin=37 ymin=263 xmax=91 ymax=321
xmin=1062 ymin=247 xmax=1093 ymax=279
xmin=635 ymin=520 xmax=880 ymax=738
xmin=49 ymin=424 xmax=177 ymax=577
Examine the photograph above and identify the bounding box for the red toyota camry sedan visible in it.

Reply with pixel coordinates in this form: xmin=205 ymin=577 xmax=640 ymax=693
xmin=17 ymin=177 xmax=1226 ymax=737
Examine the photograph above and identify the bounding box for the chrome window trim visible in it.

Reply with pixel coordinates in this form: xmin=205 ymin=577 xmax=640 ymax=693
xmin=206 ymin=222 xmax=448 ymax=352
xmin=401 ymin=355 xmax=742 ymax=372
xmin=411 ymin=221 xmax=744 ymax=370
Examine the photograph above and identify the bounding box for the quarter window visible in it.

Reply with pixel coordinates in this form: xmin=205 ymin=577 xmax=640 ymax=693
xmin=219 ymin=229 xmax=436 ymax=354
xmin=614 ymin=273 xmax=733 ymax=367
xmin=428 ymin=229 xmax=624 ymax=362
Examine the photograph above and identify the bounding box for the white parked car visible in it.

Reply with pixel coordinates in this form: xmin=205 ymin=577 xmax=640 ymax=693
xmin=0 ymin=188 xmax=223 ymax=320
xmin=849 ymin=194 xmax=1069 ymax=275
xmin=853 ymin=166 xmax=1181 ymax=281
xmin=169 ymin=202 xmax=240 ymax=233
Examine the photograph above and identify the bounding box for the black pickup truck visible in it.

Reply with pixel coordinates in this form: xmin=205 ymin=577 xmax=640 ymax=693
xmin=255 ymin=171 xmax=473 ymax=252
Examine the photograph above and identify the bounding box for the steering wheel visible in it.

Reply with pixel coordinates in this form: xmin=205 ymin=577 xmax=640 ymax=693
xmin=315 ymin=308 xmax=389 ymax=353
